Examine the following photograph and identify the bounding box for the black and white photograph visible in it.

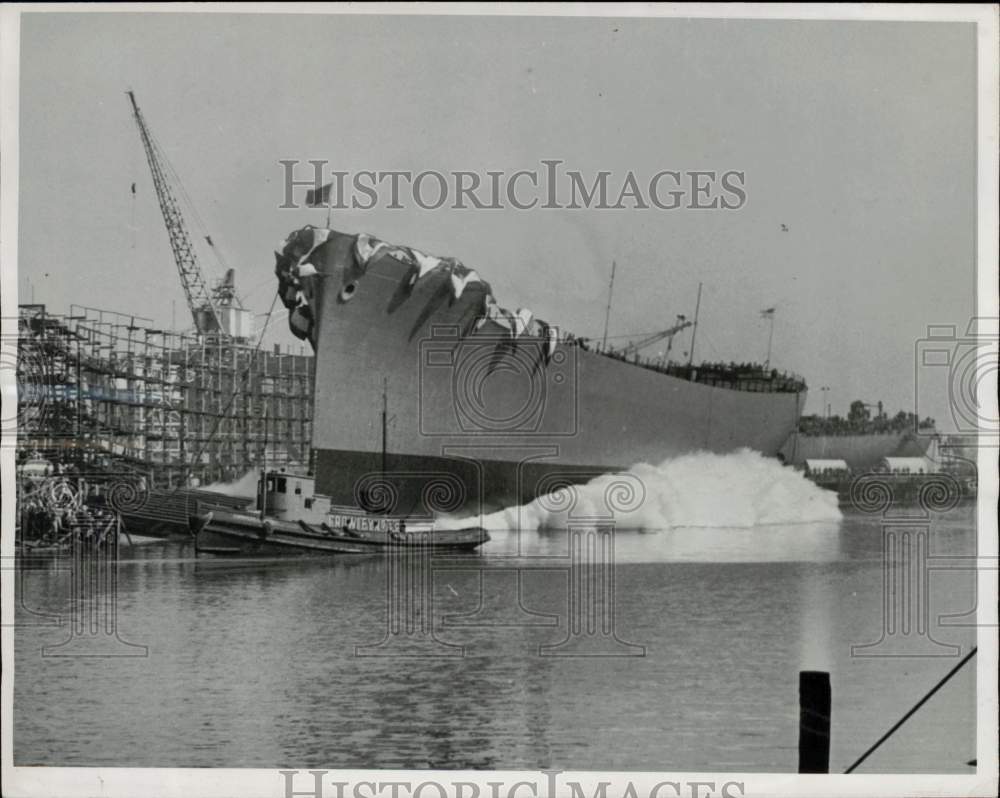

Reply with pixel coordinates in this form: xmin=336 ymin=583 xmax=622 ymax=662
xmin=1 ymin=4 xmax=997 ymax=798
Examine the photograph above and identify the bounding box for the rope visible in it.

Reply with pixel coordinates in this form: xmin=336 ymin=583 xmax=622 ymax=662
xmin=129 ymin=106 xmax=137 ymax=252
xmin=844 ymin=646 xmax=978 ymax=773
xmin=243 ymin=273 xmax=280 ymax=303
xmin=581 ymin=328 xmax=683 ymax=342
xmin=129 ymin=128 xmax=137 ymax=252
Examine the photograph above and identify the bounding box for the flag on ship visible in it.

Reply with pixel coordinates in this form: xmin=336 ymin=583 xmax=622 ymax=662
xmin=306 ymin=182 xmax=334 ymax=208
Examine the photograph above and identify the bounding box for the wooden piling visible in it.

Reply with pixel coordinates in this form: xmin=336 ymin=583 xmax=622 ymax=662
xmin=799 ymin=670 xmax=831 ymax=773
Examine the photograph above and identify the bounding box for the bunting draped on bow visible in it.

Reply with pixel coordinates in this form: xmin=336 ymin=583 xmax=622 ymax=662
xmin=450 ymin=268 xmax=481 ymax=300
xmin=273 ymin=226 xmax=562 ymax=363
xmin=513 ymin=308 xmax=534 ymax=338
xmin=275 ymin=225 xmax=334 ymax=343
xmin=352 ymin=233 xmax=488 ymax=302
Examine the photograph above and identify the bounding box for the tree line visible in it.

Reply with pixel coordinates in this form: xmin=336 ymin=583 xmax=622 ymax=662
xmin=798 ymin=400 xmax=935 ymax=435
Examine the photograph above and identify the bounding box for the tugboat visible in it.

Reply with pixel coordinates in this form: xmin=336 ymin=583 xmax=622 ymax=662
xmin=189 ymin=469 xmax=489 ymax=555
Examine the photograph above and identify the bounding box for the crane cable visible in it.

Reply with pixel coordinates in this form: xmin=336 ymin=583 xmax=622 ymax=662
xmin=844 ymin=646 xmax=978 ymax=773
xmin=129 ymin=111 xmax=137 ymax=251
xmin=146 ymin=124 xmax=229 ymax=287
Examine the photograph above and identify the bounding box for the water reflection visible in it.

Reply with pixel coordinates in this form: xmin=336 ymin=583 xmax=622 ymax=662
xmin=481 ymin=520 xmax=844 ymax=563
xmin=13 ymin=506 xmax=978 ymax=771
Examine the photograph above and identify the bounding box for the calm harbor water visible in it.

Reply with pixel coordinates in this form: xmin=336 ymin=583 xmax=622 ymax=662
xmin=13 ymin=505 xmax=977 ymax=772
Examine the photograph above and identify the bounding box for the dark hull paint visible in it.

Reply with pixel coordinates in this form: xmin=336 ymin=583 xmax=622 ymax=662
xmin=315 ymin=448 xmax=632 ymax=517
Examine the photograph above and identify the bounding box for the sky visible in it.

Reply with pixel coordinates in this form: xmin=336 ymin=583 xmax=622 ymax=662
xmin=15 ymin=11 xmax=979 ymax=423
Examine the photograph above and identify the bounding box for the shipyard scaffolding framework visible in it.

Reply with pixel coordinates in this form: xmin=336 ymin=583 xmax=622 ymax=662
xmin=17 ymin=303 xmax=314 ymax=488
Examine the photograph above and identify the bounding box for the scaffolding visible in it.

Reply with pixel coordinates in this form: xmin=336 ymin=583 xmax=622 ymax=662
xmin=16 ymin=303 xmax=314 ymax=488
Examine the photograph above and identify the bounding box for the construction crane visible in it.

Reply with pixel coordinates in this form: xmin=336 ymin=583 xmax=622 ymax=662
xmin=127 ymin=90 xmax=249 ymax=339
xmin=622 ymin=316 xmax=693 ymax=361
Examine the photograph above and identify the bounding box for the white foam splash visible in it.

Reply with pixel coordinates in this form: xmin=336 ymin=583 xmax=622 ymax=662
xmin=204 ymin=470 xmax=260 ymax=498
xmin=438 ymin=448 xmax=842 ymax=532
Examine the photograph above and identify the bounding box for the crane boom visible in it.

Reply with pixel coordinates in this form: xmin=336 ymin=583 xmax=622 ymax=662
xmin=127 ymin=90 xmax=222 ymax=335
xmin=623 ymin=319 xmax=693 ymax=355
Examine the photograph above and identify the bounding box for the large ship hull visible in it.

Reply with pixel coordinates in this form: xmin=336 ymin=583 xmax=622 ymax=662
xmin=286 ymin=230 xmax=805 ymax=515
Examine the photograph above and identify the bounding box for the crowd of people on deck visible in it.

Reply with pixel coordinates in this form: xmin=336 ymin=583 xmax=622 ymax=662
xmin=557 ymin=335 xmax=804 ymax=394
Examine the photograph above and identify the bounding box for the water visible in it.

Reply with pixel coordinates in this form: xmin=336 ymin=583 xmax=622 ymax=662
xmin=13 ymin=505 xmax=977 ymax=772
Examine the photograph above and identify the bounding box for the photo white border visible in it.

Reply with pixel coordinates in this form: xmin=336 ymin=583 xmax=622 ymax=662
xmin=1 ymin=4 xmax=996 ymax=797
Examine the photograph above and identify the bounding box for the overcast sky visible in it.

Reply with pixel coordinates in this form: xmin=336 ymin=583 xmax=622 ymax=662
xmin=16 ymin=12 xmax=977 ymax=423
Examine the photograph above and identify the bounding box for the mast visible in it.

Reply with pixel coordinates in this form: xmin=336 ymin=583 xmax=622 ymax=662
xmin=764 ymin=310 xmax=776 ymax=369
xmin=381 ymin=378 xmax=388 ymax=481
xmin=601 ymin=260 xmax=616 ymax=351
xmin=687 ymin=282 xmax=703 ymax=368
xmin=259 ymin=408 xmax=268 ymax=520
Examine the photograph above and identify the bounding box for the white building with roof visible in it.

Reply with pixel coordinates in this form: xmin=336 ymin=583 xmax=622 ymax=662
xmin=804 ymin=458 xmax=850 ymax=477
xmin=878 ymin=456 xmax=937 ymax=475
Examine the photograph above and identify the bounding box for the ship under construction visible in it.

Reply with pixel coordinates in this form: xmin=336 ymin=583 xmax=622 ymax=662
xmin=16 ymin=302 xmax=314 ymax=489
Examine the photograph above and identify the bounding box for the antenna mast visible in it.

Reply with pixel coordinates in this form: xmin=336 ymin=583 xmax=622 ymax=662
xmin=259 ymin=408 xmax=268 ymax=520
xmin=687 ymin=282 xmax=703 ymax=368
xmin=602 ymin=260 xmax=617 ymax=350
xmin=764 ymin=309 xmax=776 ymax=369
xmin=381 ymin=378 xmax=388 ymax=481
